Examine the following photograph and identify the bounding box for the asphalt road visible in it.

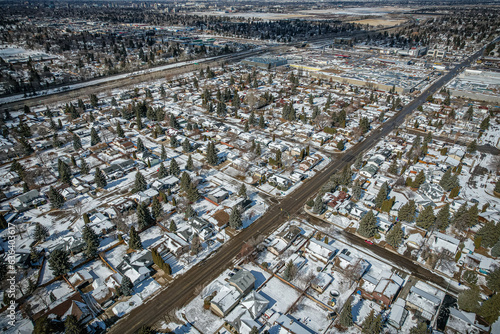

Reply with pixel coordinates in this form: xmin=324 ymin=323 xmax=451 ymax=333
xmin=106 ymin=43 xmax=486 ymax=334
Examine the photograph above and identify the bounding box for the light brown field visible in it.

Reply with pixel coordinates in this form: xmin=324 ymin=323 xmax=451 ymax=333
xmin=349 ymin=18 xmax=408 ymax=27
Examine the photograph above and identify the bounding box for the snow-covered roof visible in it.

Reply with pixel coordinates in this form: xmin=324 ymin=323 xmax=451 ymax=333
xmin=240 ymin=291 xmax=269 ymax=318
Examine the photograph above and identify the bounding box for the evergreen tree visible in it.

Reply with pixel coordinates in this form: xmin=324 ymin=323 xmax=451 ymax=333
xmin=186 ymin=183 xmax=200 ymax=202
xmin=169 ymin=220 xmax=177 ymax=233
xmin=413 ymin=170 xmax=425 ymax=188
xmin=169 ymin=158 xmax=180 ymax=176
xmin=182 ymin=139 xmax=191 ymax=153
xmin=152 ymin=196 xmax=163 ymax=221
xmin=80 ymin=158 xmax=89 ymax=175
xmin=409 ymin=323 xmax=430 ymax=334
xmin=416 ymin=206 xmax=436 ymax=230
xmin=283 ymin=260 xmax=296 ymax=281
xmin=358 ymin=210 xmax=377 ymax=238
xmin=467 ymin=140 xmax=477 ymax=153
xmin=129 ymin=226 xmax=143 ymax=250
xmin=119 ymin=275 xmax=133 ymax=296
xmin=386 ymin=222 xmax=403 ymax=248
xmin=83 ymin=213 xmax=90 ymax=224
xmin=19 ymin=136 xmax=33 ymax=155
xmin=48 ymin=249 xmax=71 ymax=276
xmin=64 ymin=314 xmax=85 ymax=334
xmin=158 ymin=162 xmax=168 ymax=178
xmin=259 ymin=115 xmax=265 ymax=128
xmin=137 ymin=202 xmax=154 ymax=229
xmin=388 ymin=159 xmax=398 ymax=175
xmin=244 ymin=121 xmax=249 ymax=132
xmin=313 ymin=194 xmax=324 ymax=214
xmin=457 ymin=286 xmax=481 ymax=313
xmin=94 ymin=167 xmax=107 ymax=188
xmin=229 ymin=207 xmax=242 ymax=229
xmin=398 ymin=200 xmax=416 ymax=222
xmin=180 ymin=172 xmax=192 ymax=192
xmin=34 ymin=223 xmax=48 ymax=243
xmin=0 ymin=214 xmax=7 ymax=229
xmin=491 ymin=240 xmax=500 ymax=257
xmin=238 ymin=183 xmax=247 ymax=198
xmin=479 ymin=293 xmax=500 ymax=324
xmin=90 ymin=127 xmax=101 ymax=146
xmin=339 ymin=302 xmax=354 ymax=327
xmin=82 ymin=225 xmax=99 ymax=258
xmin=186 ymin=155 xmax=194 ymax=171
xmin=116 ymin=123 xmax=124 ymax=138
xmin=161 ymin=144 xmax=167 ymax=160
xmin=72 ymin=133 xmax=82 ymax=150
xmin=495 ymin=180 xmax=500 ymax=193
xmin=480 ymin=116 xmax=490 ymax=130
xmin=352 ymin=180 xmax=362 ymax=201
xmin=58 ymin=159 xmax=72 ymax=184
xmin=435 ymin=203 xmax=450 ymax=230
xmin=361 ymin=309 xmax=375 ymax=334
xmin=48 ymin=186 xmax=65 ymax=209
xmin=134 ymin=171 xmax=147 ymax=192
xmin=207 ymin=141 xmax=218 ymax=165
xmin=136 ymin=138 xmax=144 ymax=152
xmin=374 ymin=182 xmax=388 ymax=209
xmin=185 ymin=204 xmax=196 ymax=219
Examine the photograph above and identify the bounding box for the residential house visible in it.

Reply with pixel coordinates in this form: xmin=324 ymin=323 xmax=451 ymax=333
xmin=299 ymin=154 xmax=323 ymax=172
xmin=305 ymin=239 xmax=339 ymax=263
xmin=274 ymin=314 xmax=315 ymax=334
xmin=116 ymin=249 xmax=154 ymax=284
xmin=388 ymin=298 xmax=409 ymax=329
xmin=11 ymin=189 xmax=40 ymax=212
xmin=359 ymin=272 xmax=404 ymax=308
xmin=206 ymin=187 xmax=230 ymax=204
xmin=311 ymin=272 xmax=333 ymax=294
xmin=406 ymin=284 xmax=444 ymax=321
xmin=268 ymin=175 xmax=292 ymax=189
xmin=432 ymin=232 xmax=460 ymax=254
xmin=210 ymin=269 xmax=256 ymax=317
xmin=445 ymin=308 xmax=489 ymax=334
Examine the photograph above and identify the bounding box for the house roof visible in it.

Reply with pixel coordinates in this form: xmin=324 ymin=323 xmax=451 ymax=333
xmin=229 ymin=269 xmax=255 ymax=293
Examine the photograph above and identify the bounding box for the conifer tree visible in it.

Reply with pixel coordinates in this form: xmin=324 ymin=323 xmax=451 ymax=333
xmin=186 ymin=155 xmax=194 ymax=171
xmin=129 ymin=226 xmax=143 ymax=250
xmin=152 ymin=196 xmax=163 ymax=221
xmin=64 ymin=314 xmax=84 ymax=334
xmin=137 ymin=202 xmax=154 ymax=229
xmin=94 ymin=167 xmax=107 ymax=188
xmin=374 ymin=182 xmax=388 ymax=209
xmin=352 ymin=180 xmax=362 ymax=201
xmin=185 ymin=205 xmax=196 ymax=219
xmin=313 ymin=194 xmax=324 ymax=214
xmin=48 ymin=186 xmax=65 ymax=209
xmin=361 ymin=309 xmax=375 ymax=334
xmin=339 ymin=301 xmax=354 ymax=327
xmin=479 ymin=293 xmax=500 ymax=324
xmin=238 ymin=183 xmax=247 ymax=198
xmin=388 ymin=159 xmax=398 ymax=175
xmin=457 ymin=286 xmax=481 ymax=313
xmin=229 ymin=207 xmax=242 ymax=229
xmin=58 ymin=159 xmax=72 ymax=184
xmin=158 ymin=162 xmax=168 ymax=178
xmin=435 ymin=203 xmax=450 ymax=230
xmin=90 ymin=127 xmax=101 ymax=146
xmin=34 ymin=223 xmax=48 ymax=243
xmin=82 ymin=224 xmax=99 ymax=258
xmin=186 ymin=183 xmax=200 ymax=202
xmin=398 ymin=200 xmax=416 ymax=222
xmin=358 ymin=210 xmax=377 ymax=238
xmin=416 ymin=206 xmax=435 ymax=230
xmin=48 ymin=249 xmax=71 ymax=276
xmin=169 ymin=220 xmax=177 ymax=233
xmin=116 ymin=122 xmax=125 ymax=138
xmin=386 ymin=222 xmax=403 ymax=248
xmin=161 ymin=144 xmax=167 ymax=160
xmin=83 ymin=213 xmax=90 ymax=224
xmin=207 ymin=141 xmax=218 ymax=165
xmin=119 ymin=275 xmax=133 ymax=296
xmin=133 ymin=171 xmax=147 ymax=192
xmin=136 ymin=138 xmax=144 ymax=152
xmin=79 ymin=158 xmax=89 ymax=175
xmin=73 ymin=133 xmax=82 ymax=150
xmin=169 ymin=158 xmax=180 ymax=176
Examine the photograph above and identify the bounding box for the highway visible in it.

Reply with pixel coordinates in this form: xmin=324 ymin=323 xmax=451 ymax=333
xmin=106 ymin=41 xmax=487 ymax=334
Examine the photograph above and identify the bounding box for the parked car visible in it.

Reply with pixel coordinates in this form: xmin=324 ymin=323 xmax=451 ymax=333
xmin=364 ymin=239 xmax=374 ymax=245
